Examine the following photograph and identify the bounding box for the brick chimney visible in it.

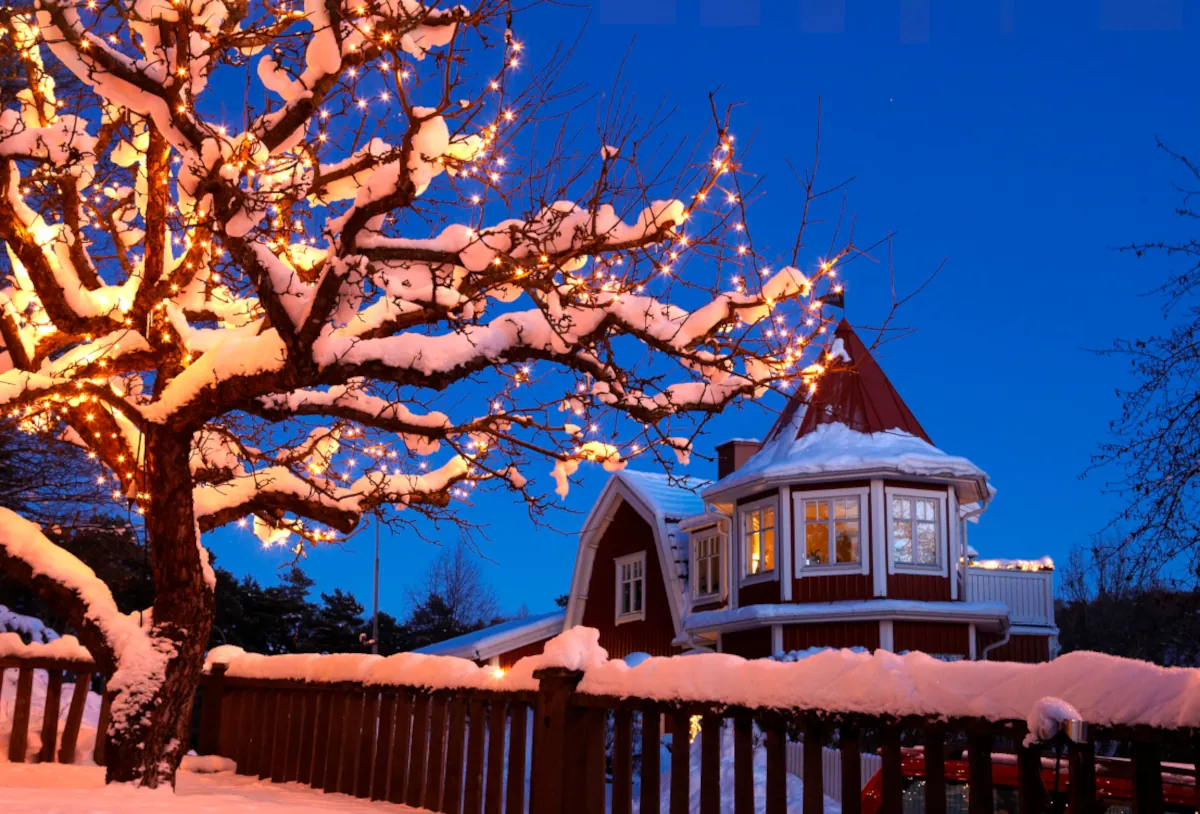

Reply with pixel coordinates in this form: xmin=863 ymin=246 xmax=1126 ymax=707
xmin=715 ymin=438 xmax=763 ymax=480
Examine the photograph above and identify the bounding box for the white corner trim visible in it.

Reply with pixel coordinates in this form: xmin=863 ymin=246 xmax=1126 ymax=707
xmin=771 ymin=624 xmax=783 ymax=656
xmin=879 ymin=619 xmax=895 ymax=652
xmin=778 ymin=486 xmax=793 ymax=601
xmin=968 ymin=623 xmax=977 ymax=660
xmin=870 ymin=480 xmax=887 ymax=597
xmin=948 ymin=488 xmax=960 ymax=601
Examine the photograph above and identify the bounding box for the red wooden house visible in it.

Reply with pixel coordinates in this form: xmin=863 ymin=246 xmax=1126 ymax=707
xmin=422 ymin=321 xmax=1057 ymax=666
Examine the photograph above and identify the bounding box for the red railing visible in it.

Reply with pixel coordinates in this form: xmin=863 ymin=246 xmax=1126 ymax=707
xmin=0 ymin=652 xmax=112 ymax=765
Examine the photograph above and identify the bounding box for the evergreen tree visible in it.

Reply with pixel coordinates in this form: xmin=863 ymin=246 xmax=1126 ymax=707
xmin=306 ymin=589 xmax=367 ymax=654
xmin=402 ymin=594 xmax=480 ymax=652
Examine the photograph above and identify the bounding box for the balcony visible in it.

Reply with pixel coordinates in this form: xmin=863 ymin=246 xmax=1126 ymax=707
xmin=964 ymin=563 xmax=1055 ymax=628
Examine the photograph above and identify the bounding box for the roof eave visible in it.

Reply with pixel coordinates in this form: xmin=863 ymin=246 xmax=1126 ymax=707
xmin=702 ymin=467 xmax=991 ymax=505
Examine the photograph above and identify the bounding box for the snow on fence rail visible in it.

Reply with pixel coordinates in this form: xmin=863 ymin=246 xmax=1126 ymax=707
xmin=7 ymin=627 xmax=1200 ymax=814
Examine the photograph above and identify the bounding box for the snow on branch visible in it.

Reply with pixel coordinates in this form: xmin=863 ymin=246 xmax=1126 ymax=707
xmin=0 ymin=0 xmax=856 ymax=550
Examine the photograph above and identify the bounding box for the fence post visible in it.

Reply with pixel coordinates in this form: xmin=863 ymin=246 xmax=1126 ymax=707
xmin=531 ymin=667 xmax=584 ymax=814
xmin=198 ymin=663 xmax=227 ymax=755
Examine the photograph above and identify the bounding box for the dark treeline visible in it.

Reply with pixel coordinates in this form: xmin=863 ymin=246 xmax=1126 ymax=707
xmin=1055 ymin=542 xmax=1200 ymax=666
xmin=0 ymin=514 xmax=508 ymax=657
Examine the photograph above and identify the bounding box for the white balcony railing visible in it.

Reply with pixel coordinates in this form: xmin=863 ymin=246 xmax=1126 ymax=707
xmin=965 ymin=567 xmax=1055 ymax=628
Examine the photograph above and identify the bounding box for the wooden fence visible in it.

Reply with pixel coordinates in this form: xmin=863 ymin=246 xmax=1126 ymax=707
xmin=0 ymin=653 xmax=111 ymax=766
xmin=4 ymin=651 xmax=1198 ymax=814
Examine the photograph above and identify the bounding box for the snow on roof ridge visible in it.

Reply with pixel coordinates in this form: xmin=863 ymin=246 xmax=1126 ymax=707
xmin=615 ymin=469 xmax=709 ymax=521
xmin=413 ymin=610 xmax=566 ymax=660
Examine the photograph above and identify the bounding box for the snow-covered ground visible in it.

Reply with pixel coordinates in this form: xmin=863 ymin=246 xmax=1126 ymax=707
xmin=0 ymin=762 xmax=425 ymax=813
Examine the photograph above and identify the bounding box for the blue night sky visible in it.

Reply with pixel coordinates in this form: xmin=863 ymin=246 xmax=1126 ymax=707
xmin=204 ymin=0 xmax=1199 ymax=619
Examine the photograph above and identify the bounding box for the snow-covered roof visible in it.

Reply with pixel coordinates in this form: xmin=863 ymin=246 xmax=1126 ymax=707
xmin=412 ymin=611 xmax=565 ymax=662
xmin=684 ymin=599 xmax=1015 ymax=635
xmin=705 ymin=422 xmax=991 ymax=502
xmin=614 ymin=470 xmax=708 ymax=521
xmin=707 ymin=320 xmax=992 ymax=504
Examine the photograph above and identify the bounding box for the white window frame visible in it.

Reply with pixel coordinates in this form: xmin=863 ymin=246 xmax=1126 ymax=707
xmin=885 ymin=486 xmax=949 ymax=576
xmin=691 ymin=526 xmax=724 ymax=601
xmin=614 ymin=551 xmax=647 ymax=624
xmin=738 ymin=497 xmax=779 ymax=585
xmin=793 ymin=487 xmax=871 ymax=577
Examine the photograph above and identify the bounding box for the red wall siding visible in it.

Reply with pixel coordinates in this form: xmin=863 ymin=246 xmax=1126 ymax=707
xmin=893 ymin=622 xmax=969 ymax=657
xmin=887 ymin=573 xmax=952 ymax=601
xmin=580 ymin=500 xmax=679 ymax=659
xmin=781 ymin=622 xmax=880 ymax=652
xmin=793 ymin=574 xmax=873 ymax=602
xmin=738 ymin=578 xmax=781 ymax=605
xmin=495 ymin=637 xmax=555 ymax=669
xmin=720 ymin=627 xmax=773 ymax=659
xmin=977 ymin=633 xmax=1051 ymax=663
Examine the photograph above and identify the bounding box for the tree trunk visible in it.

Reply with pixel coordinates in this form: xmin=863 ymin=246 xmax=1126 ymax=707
xmin=104 ymin=426 xmax=214 ymax=788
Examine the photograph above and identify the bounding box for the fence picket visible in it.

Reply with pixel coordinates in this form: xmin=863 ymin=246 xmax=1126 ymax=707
xmin=1132 ymin=741 xmax=1164 ymax=814
xmin=92 ymin=687 xmax=112 ymax=766
xmin=840 ymin=727 xmax=862 ymax=814
xmin=463 ymin=698 xmax=487 ymax=814
xmin=1069 ymin=739 xmax=1097 ymax=814
xmin=612 ymin=708 xmax=634 ymax=814
xmin=925 ymin=728 xmax=947 ymax=814
xmin=284 ymin=691 xmax=307 ymax=782
xmin=765 ymin=717 xmax=787 ymax=814
xmin=321 ymin=691 xmax=348 ymax=793
xmin=505 ymin=701 xmax=527 ymax=814
xmin=880 ymin=725 xmax=902 ymax=814
xmin=733 ymin=715 xmax=753 ymax=814
xmin=371 ymin=691 xmax=396 ymax=802
xmin=338 ymin=691 xmax=364 ymax=795
xmin=38 ymin=669 xmax=63 ymax=763
xmin=967 ymin=732 xmax=995 ymax=814
xmin=802 ymin=719 xmax=825 ymax=814
xmin=309 ymin=689 xmax=333 ymax=789
xmin=700 ymin=714 xmax=721 ymax=814
xmin=389 ymin=692 xmax=414 ymax=805
xmin=641 ymin=708 xmax=661 ymax=814
xmin=270 ymin=690 xmax=292 ymax=783
xmin=58 ymin=672 xmax=92 ymax=764
xmin=443 ymin=695 xmax=468 ymax=814
xmin=8 ymin=667 xmax=33 ymax=762
xmin=424 ymin=694 xmax=449 ymax=812
xmin=355 ymin=690 xmax=378 ymax=799
xmin=485 ymin=701 xmax=506 ymax=814
xmin=406 ymin=694 xmax=431 ymax=808
xmin=257 ymin=688 xmax=278 ymax=780
xmin=670 ymin=710 xmax=691 ymax=814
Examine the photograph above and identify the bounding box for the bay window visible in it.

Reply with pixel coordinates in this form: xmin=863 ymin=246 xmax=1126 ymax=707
xmin=802 ymin=494 xmax=863 ymax=566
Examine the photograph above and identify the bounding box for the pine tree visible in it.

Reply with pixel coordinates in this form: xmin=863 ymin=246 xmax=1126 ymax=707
xmin=307 ymin=589 xmax=367 ymax=654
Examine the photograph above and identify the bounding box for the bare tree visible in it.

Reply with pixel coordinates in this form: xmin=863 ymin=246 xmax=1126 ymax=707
xmin=1093 ymin=140 xmax=1200 ymax=585
xmin=0 ymin=0 xmax=880 ymax=788
xmin=408 ymin=543 xmax=499 ymax=627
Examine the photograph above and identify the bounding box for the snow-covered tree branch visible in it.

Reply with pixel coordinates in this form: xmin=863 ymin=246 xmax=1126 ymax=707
xmin=0 ymin=0 xmax=856 ymax=789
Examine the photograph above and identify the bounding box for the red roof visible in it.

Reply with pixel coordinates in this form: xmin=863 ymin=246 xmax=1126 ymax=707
xmin=766 ymin=320 xmax=933 ymax=444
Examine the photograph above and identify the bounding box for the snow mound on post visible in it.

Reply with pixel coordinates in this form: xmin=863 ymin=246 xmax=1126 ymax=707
xmin=1026 ymin=696 xmax=1082 ymax=744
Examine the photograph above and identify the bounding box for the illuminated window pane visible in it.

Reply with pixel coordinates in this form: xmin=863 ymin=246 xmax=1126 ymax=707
xmin=806 ymin=521 xmax=830 ymax=565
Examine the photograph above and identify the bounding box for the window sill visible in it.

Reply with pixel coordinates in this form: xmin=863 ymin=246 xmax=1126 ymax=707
xmin=799 ymin=563 xmax=866 ymax=577
xmin=692 ymin=592 xmax=722 ymax=604
xmin=891 ymin=563 xmax=944 ymax=575
xmin=615 ymin=612 xmax=645 ymax=626
xmin=739 ymin=571 xmax=778 ymax=587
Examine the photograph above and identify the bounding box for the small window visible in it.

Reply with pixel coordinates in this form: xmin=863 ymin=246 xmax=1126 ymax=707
xmin=891 ymin=494 xmax=940 ymax=567
xmin=692 ymin=531 xmax=722 ymax=599
xmin=615 ymin=552 xmax=646 ymax=622
xmin=803 ymin=495 xmax=862 ymax=566
xmin=742 ymin=503 xmax=776 ymax=577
